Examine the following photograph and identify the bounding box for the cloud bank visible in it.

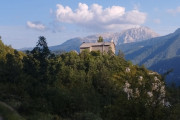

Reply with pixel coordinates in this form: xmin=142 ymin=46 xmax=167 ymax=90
xmin=55 ymin=3 xmax=147 ymax=31
xmin=27 ymin=21 xmax=46 ymax=31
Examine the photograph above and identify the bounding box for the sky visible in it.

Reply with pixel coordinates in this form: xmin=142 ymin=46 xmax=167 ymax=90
xmin=0 ymin=0 xmax=180 ymax=49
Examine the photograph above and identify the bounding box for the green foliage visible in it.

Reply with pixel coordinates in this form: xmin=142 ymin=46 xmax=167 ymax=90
xmin=0 ymin=36 xmax=179 ymax=120
xmin=97 ymin=36 xmax=103 ymax=42
xmin=118 ymin=50 xmax=125 ymax=58
xmin=91 ymin=50 xmax=100 ymax=56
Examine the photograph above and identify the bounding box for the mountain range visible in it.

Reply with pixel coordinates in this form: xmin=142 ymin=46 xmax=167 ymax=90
xmin=49 ymin=26 xmax=159 ymax=52
xmin=119 ymin=28 xmax=180 ymax=85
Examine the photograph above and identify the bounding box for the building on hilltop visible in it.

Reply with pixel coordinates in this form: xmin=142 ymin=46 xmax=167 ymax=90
xmin=80 ymin=40 xmax=115 ymax=54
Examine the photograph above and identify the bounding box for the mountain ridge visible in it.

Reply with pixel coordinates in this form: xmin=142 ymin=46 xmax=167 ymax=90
xmin=49 ymin=26 xmax=159 ymax=52
xmin=119 ymin=28 xmax=180 ymax=85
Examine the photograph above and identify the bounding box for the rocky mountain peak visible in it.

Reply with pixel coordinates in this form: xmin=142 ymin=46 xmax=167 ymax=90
xmin=115 ymin=26 xmax=159 ymax=45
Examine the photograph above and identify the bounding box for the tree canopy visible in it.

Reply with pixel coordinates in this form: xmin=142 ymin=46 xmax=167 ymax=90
xmin=97 ymin=36 xmax=104 ymax=42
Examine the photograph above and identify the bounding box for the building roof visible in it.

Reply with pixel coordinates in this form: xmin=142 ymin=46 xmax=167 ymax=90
xmin=80 ymin=42 xmax=114 ymax=48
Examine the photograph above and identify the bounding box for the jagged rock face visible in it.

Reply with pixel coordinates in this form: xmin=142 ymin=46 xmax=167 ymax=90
xmin=83 ymin=26 xmax=159 ymax=45
xmin=115 ymin=26 xmax=159 ymax=45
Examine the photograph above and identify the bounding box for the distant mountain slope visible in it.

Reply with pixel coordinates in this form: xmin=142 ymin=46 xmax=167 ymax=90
xmin=50 ymin=26 xmax=159 ymax=52
xmin=50 ymin=37 xmax=83 ymax=52
xmin=119 ymin=28 xmax=180 ymax=85
xmin=121 ymin=28 xmax=180 ymax=67
xmin=150 ymin=56 xmax=180 ymax=85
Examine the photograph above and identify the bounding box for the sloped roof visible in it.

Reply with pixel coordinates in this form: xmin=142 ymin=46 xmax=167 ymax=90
xmin=80 ymin=42 xmax=113 ymax=48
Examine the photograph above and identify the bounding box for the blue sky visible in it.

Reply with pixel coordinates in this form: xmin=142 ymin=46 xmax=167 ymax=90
xmin=0 ymin=0 xmax=180 ymax=49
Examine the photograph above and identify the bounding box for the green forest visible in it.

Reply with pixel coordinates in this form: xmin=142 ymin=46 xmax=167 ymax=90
xmin=0 ymin=36 xmax=179 ymax=120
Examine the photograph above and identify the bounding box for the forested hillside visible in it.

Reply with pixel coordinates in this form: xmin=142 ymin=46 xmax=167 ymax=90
xmin=0 ymin=36 xmax=179 ymax=120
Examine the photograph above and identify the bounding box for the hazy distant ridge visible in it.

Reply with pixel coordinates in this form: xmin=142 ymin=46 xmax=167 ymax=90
xmin=49 ymin=26 xmax=159 ymax=52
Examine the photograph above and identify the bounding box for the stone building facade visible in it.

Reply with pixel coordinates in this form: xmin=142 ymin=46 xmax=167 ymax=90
xmin=80 ymin=41 xmax=115 ymax=54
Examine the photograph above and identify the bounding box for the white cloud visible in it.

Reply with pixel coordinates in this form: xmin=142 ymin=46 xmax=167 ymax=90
xmin=167 ymin=6 xmax=180 ymax=15
xmin=27 ymin=21 xmax=46 ymax=31
xmin=27 ymin=21 xmax=65 ymax=33
xmin=55 ymin=3 xmax=147 ymax=31
xmin=153 ymin=18 xmax=161 ymax=24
